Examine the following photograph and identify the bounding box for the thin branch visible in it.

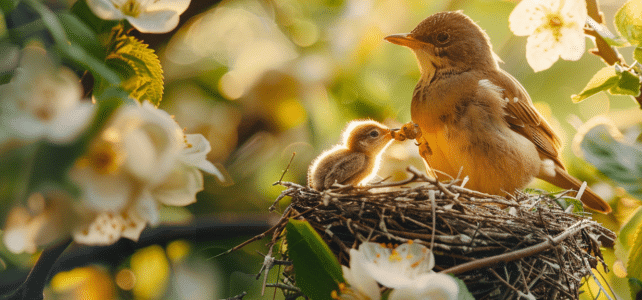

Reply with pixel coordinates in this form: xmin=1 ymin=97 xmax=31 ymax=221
xmin=3 ymin=238 xmax=72 ymax=300
xmin=439 ymin=220 xmax=592 ymax=275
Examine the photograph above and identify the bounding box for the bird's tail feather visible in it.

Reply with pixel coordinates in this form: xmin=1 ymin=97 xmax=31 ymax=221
xmin=541 ymin=166 xmax=611 ymax=213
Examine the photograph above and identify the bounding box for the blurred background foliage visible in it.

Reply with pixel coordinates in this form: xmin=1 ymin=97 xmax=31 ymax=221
xmin=1 ymin=0 xmax=641 ymax=299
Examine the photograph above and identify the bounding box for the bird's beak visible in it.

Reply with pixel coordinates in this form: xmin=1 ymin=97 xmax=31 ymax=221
xmin=384 ymin=33 xmax=425 ymax=49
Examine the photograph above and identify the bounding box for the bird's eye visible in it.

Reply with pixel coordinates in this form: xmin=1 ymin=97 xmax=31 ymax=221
xmin=435 ymin=32 xmax=450 ymax=44
xmin=369 ymin=130 xmax=379 ymax=138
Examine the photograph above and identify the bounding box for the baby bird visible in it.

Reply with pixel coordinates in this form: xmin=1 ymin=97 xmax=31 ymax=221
xmin=308 ymin=120 xmax=394 ymax=191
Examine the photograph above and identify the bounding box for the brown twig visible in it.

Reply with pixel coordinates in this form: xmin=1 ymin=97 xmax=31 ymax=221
xmin=439 ymin=220 xmax=591 ymax=275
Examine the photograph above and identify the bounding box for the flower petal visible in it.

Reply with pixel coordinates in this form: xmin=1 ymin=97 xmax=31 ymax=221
xmin=126 ymin=10 xmax=180 ymax=33
xmin=526 ymin=30 xmax=562 ymax=72
xmin=559 ymin=27 xmax=585 ymax=61
xmin=152 ymin=164 xmax=203 ymax=206
xmin=561 ymin=0 xmax=587 ymax=24
xmin=509 ymin=0 xmax=549 ymax=36
xmin=358 ymin=241 xmax=434 ymax=289
xmin=136 ymin=189 xmax=160 ymax=226
xmin=48 ymin=102 xmax=96 ymax=144
xmin=70 ymin=166 xmax=131 ymax=211
xmin=146 ymin=0 xmax=191 ymax=15
xmin=389 ymin=273 xmax=459 ymax=300
xmin=345 ymin=248 xmax=381 ymax=300
xmin=86 ymin=0 xmax=124 ymax=20
xmin=181 ymin=134 xmax=226 ymax=181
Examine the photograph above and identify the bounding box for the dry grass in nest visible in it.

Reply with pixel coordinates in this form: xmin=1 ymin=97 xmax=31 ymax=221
xmin=270 ymin=166 xmax=616 ymax=300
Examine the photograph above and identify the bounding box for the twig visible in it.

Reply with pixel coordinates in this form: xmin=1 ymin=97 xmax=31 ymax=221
xmin=221 ymin=291 xmax=247 ymax=300
xmin=439 ymin=220 xmax=592 ymax=275
xmin=4 ymin=238 xmax=72 ymax=300
xmin=274 ymin=152 xmax=296 ymax=186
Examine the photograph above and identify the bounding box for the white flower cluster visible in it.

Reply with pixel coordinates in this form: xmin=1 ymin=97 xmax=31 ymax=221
xmin=336 ymin=241 xmax=459 ymax=300
xmin=2 ymin=45 xmax=224 ymax=252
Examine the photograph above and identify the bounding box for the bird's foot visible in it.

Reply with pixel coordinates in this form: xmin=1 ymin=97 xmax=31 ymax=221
xmin=391 ymin=122 xmax=422 ymax=141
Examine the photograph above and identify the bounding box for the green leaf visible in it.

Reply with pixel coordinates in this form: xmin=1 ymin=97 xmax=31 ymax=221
xmin=627 ymin=220 xmax=642 ymax=280
xmin=572 ymin=66 xmax=642 ymax=102
xmin=619 ymin=207 xmax=642 ymax=253
xmin=635 ymin=47 xmax=642 ymax=64
xmin=452 ymin=275 xmax=475 ymax=300
xmin=24 ymin=0 xmax=120 ymax=87
xmin=0 ymin=0 xmax=20 ymax=13
xmin=57 ymin=12 xmax=105 ymax=60
xmin=69 ymin=0 xmax=118 ymax=34
xmin=629 ymin=277 xmax=642 ymax=300
xmin=103 ymin=29 xmax=164 ymax=105
xmin=615 ymin=0 xmax=642 ymax=46
xmin=587 ymin=17 xmax=629 ymax=47
xmin=572 ymin=67 xmax=620 ymax=103
xmin=286 ymin=219 xmax=343 ymax=300
xmin=609 ymin=69 xmax=641 ymax=97
xmin=580 ymin=124 xmax=642 ymax=199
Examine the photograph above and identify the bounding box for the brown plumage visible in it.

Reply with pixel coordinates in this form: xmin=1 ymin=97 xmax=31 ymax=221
xmin=385 ymin=11 xmax=611 ymax=213
xmin=308 ymin=120 xmax=393 ymax=191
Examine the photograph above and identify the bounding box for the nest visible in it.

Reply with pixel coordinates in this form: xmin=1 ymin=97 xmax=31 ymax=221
xmin=271 ymin=167 xmax=615 ymax=300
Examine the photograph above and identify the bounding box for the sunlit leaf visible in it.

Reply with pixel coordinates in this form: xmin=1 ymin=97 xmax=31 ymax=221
xmin=580 ymin=124 xmax=642 ymax=200
xmin=572 ymin=66 xmax=641 ymax=102
xmin=0 ymin=0 xmax=20 ymax=13
xmin=103 ymin=28 xmax=164 ymax=105
xmin=619 ymin=207 xmax=642 ymax=253
xmin=626 ymin=222 xmax=642 ymax=280
xmin=615 ymin=0 xmax=642 ymax=46
xmin=609 ymin=69 xmax=641 ymax=97
xmin=572 ymin=67 xmax=620 ymax=103
xmin=635 ymin=47 xmax=642 ymax=64
xmin=286 ymin=219 xmax=343 ymax=300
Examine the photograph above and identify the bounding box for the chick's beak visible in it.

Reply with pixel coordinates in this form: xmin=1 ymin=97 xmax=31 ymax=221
xmin=384 ymin=33 xmax=425 ymax=49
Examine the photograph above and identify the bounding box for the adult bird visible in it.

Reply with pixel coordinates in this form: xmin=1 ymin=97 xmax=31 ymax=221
xmin=385 ymin=11 xmax=611 ymax=213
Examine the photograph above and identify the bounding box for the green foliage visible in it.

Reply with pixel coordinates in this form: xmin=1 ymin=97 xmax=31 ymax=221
xmin=572 ymin=66 xmax=641 ymax=103
xmin=635 ymin=47 xmax=642 ymax=64
xmin=0 ymin=0 xmax=20 ymax=13
xmin=452 ymin=275 xmax=475 ymax=300
xmin=285 ymin=219 xmax=344 ymax=300
xmin=103 ymin=28 xmax=164 ymax=105
xmin=579 ymin=124 xmax=642 ymax=199
xmin=70 ymin=0 xmax=117 ymax=35
xmin=616 ymin=0 xmax=642 ymax=46
xmin=626 ymin=221 xmax=642 ymax=281
xmin=24 ymin=0 xmax=121 ymax=92
xmin=57 ymin=12 xmax=105 ymax=60
xmin=629 ymin=277 xmax=642 ymax=300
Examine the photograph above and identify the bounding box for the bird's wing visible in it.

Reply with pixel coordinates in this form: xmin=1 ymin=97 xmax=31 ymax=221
xmin=494 ymin=69 xmax=565 ymax=169
xmin=323 ymin=152 xmax=368 ymax=188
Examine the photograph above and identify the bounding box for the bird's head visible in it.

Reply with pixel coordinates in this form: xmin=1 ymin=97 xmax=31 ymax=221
xmin=343 ymin=120 xmax=393 ymax=154
xmin=385 ymin=11 xmax=497 ymax=78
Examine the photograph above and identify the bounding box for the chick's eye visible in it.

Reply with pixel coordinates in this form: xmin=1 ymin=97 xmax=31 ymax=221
xmin=435 ymin=32 xmax=449 ymax=44
xmin=369 ymin=130 xmax=379 ymax=138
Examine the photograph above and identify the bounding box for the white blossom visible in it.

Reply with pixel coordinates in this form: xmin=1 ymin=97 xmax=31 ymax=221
xmin=509 ymin=0 xmax=587 ymax=72
xmin=70 ymin=101 xmax=222 ymax=245
xmin=1 ymin=45 xmax=93 ymax=143
xmin=86 ymin=0 xmax=191 ymax=33
xmin=336 ymin=241 xmax=459 ymax=300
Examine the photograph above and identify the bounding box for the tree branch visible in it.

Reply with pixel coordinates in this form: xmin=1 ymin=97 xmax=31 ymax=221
xmin=3 ymin=238 xmax=72 ymax=300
